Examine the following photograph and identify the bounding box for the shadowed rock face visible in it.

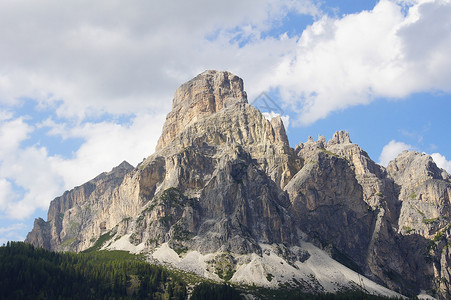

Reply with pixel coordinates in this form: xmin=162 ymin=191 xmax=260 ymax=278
xmin=26 ymin=71 xmax=451 ymax=299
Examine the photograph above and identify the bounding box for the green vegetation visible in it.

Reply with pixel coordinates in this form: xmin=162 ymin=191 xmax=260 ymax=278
xmin=247 ymin=286 xmax=404 ymax=300
xmin=0 ymin=241 xmax=186 ymax=299
xmin=172 ymin=223 xmax=192 ymax=241
xmin=83 ymin=230 xmax=114 ymax=253
xmin=411 ymin=205 xmax=425 ymax=217
xmin=320 ymin=149 xmax=339 ymax=157
xmin=216 ymin=266 xmax=235 ymax=281
xmin=428 ymin=223 xmax=451 ymax=250
xmin=214 ymin=253 xmax=236 ymax=281
xmin=191 ymin=282 xmax=242 ymax=300
xmin=159 ymin=215 xmax=172 ymax=223
xmin=402 ymin=226 xmax=414 ymax=234
xmin=266 ymin=273 xmax=274 ymax=282
xmin=433 ymin=230 xmax=446 ymax=243
xmin=68 ymin=220 xmax=80 ymax=234
xmin=423 ymin=217 xmax=439 ymax=225
xmin=59 ymin=237 xmax=76 ymax=248
xmin=160 ymin=187 xmax=185 ymax=207
xmin=173 ymin=245 xmax=188 ymax=256
xmin=0 ymin=242 xmax=407 ymax=300
xmin=141 ymin=201 xmax=158 ymax=215
xmin=408 ymin=192 xmax=417 ymax=200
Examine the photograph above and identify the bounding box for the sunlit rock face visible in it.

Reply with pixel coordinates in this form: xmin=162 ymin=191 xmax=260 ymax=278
xmin=26 ymin=71 xmax=451 ymax=299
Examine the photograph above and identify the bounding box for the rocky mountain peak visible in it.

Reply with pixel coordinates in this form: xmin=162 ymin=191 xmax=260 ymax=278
xmin=110 ymin=160 xmax=133 ymax=174
xmin=270 ymin=116 xmax=289 ymax=145
xmin=25 ymin=71 xmax=451 ymax=299
xmin=328 ymin=130 xmax=352 ymax=145
xmin=387 ymin=150 xmax=445 ymax=186
xmin=156 ymin=70 xmax=248 ymax=151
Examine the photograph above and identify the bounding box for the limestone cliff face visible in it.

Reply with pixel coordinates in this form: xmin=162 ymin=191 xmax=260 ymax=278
xmin=388 ymin=151 xmax=451 ymax=297
xmin=26 ymin=71 xmax=299 ymax=256
xmin=26 ymin=161 xmax=136 ymax=252
xmin=156 ymin=70 xmax=247 ymax=151
xmin=290 ymin=133 xmax=450 ymax=298
xmin=26 ymin=70 xmax=451 ymax=299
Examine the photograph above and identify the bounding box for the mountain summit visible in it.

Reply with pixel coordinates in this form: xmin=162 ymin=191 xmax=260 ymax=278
xmin=26 ymin=71 xmax=451 ymax=299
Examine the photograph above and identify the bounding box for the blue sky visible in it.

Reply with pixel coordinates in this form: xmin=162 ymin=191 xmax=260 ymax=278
xmin=0 ymin=0 xmax=450 ymax=245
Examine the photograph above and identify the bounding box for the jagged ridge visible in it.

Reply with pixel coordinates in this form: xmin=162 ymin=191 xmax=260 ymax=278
xmin=26 ymin=71 xmax=451 ymax=299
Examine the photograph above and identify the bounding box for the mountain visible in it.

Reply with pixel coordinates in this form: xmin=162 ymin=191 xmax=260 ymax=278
xmin=26 ymin=70 xmax=451 ymax=299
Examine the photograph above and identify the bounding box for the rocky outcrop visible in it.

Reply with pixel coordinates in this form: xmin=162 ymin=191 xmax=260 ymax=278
xmin=291 ymin=133 xmax=450 ymax=298
xmin=26 ymin=70 xmax=451 ymax=299
xmin=388 ymin=151 xmax=451 ymax=298
xmin=25 ymin=218 xmax=51 ymax=250
xmin=285 ymin=149 xmax=373 ymax=268
xmin=156 ymin=70 xmax=247 ymax=151
xmin=27 ymin=71 xmax=299 ymax=255
xmin=26 ymin=161 xmax=135 ymax=252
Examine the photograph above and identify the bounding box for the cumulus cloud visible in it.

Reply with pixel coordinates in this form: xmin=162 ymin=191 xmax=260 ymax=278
xmin=0 ymin=179 xmax=15 ymax=207
xmin=378 ymin=140 xmax=451 ymax=173
xmin=274 ymin=0 xmax=451 ymax=125
xmin=431 ymin=153 xmax=451 ymax=174
xmin=47 ymin=113 xmax=167 ymax=189
xmin=0 ymin=113 xmax=166 ymax=219
xmin=1 ymin=0 xmax=451 ymax=225
xmin=0 ymin=116 xmax=33 ymax=155
xmin=0 ymin=0 xmax=320 ymax=222
xmin=0 ymin=0 xmax=319 ymax=119
xmin=0 ymin=223 xmax=27 ymax=245
xmin=1 ymin=0 xmax=450 ymax=123
xmin=379 ymin=140 xmax=413 ymax=166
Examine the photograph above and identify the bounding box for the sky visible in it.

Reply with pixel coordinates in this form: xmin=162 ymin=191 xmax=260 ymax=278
xmin=0 ymin=0 xmax=450 ymax=245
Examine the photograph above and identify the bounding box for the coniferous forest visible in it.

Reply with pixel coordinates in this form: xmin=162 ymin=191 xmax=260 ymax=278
xmin=0 ymin=242 xmax=406 ymax=299
xmin=0 ymin=241 xmax=187 ymax=299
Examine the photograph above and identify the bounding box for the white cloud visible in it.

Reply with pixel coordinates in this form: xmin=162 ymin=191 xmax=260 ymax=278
xmin=1 ymin=0 xmax=450 ymax=223
xmin=0 ymin=178 xmax=15 ymax=207
xmin=431 ymin=153 xmax=451 ymax=174
xmin=379 ymin=140 xmax=451 ymax=174
xmin=48 ymin=113 xmax=167 ymax=189
xmin=0 ymin=112 xmax=166 ymax=219
xmin=262 ymin=112 xmax=290 ymax=129
xmin=0 ymin=116 xmax=33 ymax=156
xmin=274 ymin=0 xmax=451 ymax=125
xmin=0 ymin=223 xmax=27 ymax=245
xmin=1 ymin=0 xmax=450 ymax=123
xmin=0 ymin=0 xmax=320 ymax=220
xmin=0 ymin=0 xmax=319 ymax=120
xmin=379 ymin=140 xmax=413 ymax=166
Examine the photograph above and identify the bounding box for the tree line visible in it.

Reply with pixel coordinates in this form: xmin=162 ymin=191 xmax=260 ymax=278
xmin=0 ymin=241 xmax=186 ymax=299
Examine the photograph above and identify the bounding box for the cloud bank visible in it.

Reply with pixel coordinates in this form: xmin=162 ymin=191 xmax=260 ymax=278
xmin=1 ymin=0 xmax=450 ymax=221
xmin=431 ymin=153 xmax=451 ymax=173
xmin=274 ymin=0 xmax=451 ymax=125
xmin=379 ymin=140 xmax=413 ymax=166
